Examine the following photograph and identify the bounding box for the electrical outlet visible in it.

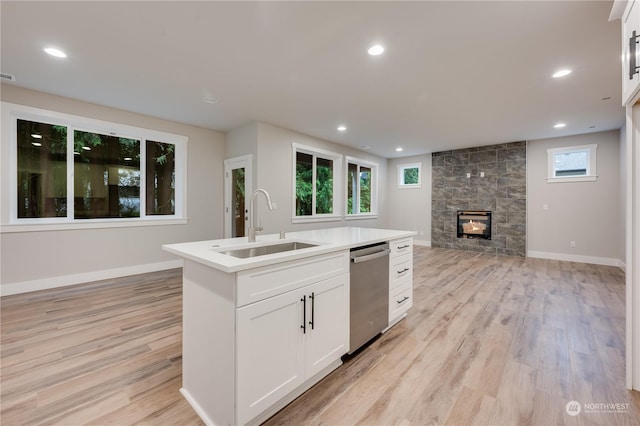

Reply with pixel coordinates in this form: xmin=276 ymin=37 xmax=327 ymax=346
xmin=480 ymin=172 xmax=485 ymax=177
xmin=543 ymin=204 xmax=548 ymax=210
xmin=271 ymin=202 xmax=277 ymax=210
xmin=570 ymin=241 xmax=576 ymax=248
xmin=466 ymin=172 xmax=471 ymax=178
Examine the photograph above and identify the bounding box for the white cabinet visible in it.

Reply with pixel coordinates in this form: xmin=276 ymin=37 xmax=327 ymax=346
xmin=236 ymin=287 xmax=306 ymax=425
xmin=622 ymin=0 xmax=640 ymax=105
xmin=179 ymin=251 xmax=349 ymax=426
xmin=236 ymin=274 xmax=348 ymax=425
xmin=305 ymin=276 xmax=349 ymax=377
xmin=388 ymin=238 xmax=413 ymax=326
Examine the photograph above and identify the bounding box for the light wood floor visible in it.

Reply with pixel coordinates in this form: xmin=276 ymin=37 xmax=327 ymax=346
xmin=2 ymin=247 xmax=639 ymax=425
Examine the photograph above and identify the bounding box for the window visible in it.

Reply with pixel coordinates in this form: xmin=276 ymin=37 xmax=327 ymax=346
xmin=292 ymin=143 xmax=342 ymax=222
xmin=398 ymin=162 xmax=422 ymax=188
xmin=547 ymin=144 xmax=597 ymax=183
xmin=3 ymin=102 xmax=187 ymax=230
xmin=346 ymin=157 xmax=378 ymax=217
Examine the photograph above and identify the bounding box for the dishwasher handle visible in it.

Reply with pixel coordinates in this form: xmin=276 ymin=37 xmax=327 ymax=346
xmin=350 ymin=249 xmax=390 ymax=264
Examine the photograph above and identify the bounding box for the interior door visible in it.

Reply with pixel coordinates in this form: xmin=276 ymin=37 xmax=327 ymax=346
xmin=224 ymin=155 xmax=252 ymax=238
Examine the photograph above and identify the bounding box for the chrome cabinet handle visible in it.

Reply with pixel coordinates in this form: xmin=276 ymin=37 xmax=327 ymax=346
xmin=300 ymin=295 xmax=306 ymax=334
xmin=397 ymin=267 xmax=410 ymax=274
xmin=397 ymin=244 xmax=410 ymax=249
xmin=397 ymin=296 xmax=410 ymax=304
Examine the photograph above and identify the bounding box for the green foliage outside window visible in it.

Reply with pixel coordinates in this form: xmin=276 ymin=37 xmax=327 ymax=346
xmin=403 ymin=167 xmax=419 ymax=185
xmin=296 ymin=152 xmax=333 ymax=216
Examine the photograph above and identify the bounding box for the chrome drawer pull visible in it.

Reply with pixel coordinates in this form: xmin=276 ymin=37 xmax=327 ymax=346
xmin=397 ymin=296 xmax=410 ymax=304
xmin=397 ymin=244 xmax=410 ymax=249
xmin=397 ymin=267 xmax=410 ymax=274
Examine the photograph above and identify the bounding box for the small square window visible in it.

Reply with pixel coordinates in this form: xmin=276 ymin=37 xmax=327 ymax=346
xmin=398 ymin=163 xmax=422 ymax=188
xmin=547 ymin=144 xmax=597 ymax=183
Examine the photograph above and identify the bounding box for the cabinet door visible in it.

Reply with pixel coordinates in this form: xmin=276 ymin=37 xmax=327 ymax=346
xmin=305 ymin=274 xmax=349 ymax=378
xmin=236 ymin=289 xmax=306 ymax=425
xmin=623 ymin=0 xmax=640 ymax=104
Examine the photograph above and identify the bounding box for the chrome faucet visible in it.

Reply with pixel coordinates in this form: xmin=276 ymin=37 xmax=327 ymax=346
xmin=248 ymin=189 xmax=274 ymax=242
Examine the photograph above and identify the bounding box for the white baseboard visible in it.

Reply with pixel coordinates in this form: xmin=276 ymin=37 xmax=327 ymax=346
xmin=527 ymin=250 xmax=624 ymax=269
xmin=413 ymin=240 xmax=431 ymax=247
xmin=0 ymin=259 xmax=183 ymax=297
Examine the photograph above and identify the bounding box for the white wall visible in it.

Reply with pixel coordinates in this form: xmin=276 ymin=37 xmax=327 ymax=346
xmin=386 ymin=154 xmax=432 ymax=246
xmin=225 ymin=122 xmax=258 ymax=191
xmin=247 ymin=122 xmax=387 ymax=233
xmin=0 ymin=85 xmax=225 ymax=293
xmin=527 ymin=130 xmax=622 ymax=266
xmin=620 ymin=124 xmax=627 ymax=268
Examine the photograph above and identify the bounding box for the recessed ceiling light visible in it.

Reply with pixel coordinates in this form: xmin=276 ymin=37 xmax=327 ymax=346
xmin=31 ymin=134 xmax=42 ymax=139
xmin=368 ymin=44 xmax=384 ymax=56
xmin=337 ymin=125 xmax=347 ymax=132
xmin=31 ymin=142 xmax=42 ymax=147
xmin=82 ymin=146 xmax=91 ymax=151
xmin=554 ymin=123 xmax=566 ymax=128
xmin=203 ymin=96 xmax=218 ymax=104
xmin=552 ymin=69 xmax=571 ymax=78
xmin=44 ymin=47 xmax=67 ymax=58
xmin=395 ymin=147 xmax=403 ymax=152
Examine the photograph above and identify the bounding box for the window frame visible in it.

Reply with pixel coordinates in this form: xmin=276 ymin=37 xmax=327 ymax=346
xmin=1 ymin=102 xmax=188 ymax=232
xmin=345 ymin=156 xmax=378 ymax=220
xmin=397 ymin=162 xmax=422 ymax=188
xmin=546 ymin=144 xmax=598 ymax=183
xmin=291 ymin=143 xmax=342 ymax=224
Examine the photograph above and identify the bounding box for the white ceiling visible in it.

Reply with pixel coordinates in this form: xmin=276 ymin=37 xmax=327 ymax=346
xmin=0 ymin=1 xmax=624 ymax=158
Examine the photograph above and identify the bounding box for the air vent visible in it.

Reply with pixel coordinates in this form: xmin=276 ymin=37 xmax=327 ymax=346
xmin=1 ymin=72 xmax=16 ymax=82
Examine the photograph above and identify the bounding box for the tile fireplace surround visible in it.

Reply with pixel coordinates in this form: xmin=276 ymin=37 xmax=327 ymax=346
xmin=431 ymin=141 xmax=526 ymax=257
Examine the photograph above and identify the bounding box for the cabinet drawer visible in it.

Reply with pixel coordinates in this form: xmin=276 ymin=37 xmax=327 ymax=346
xmin=390 ymin=238 xmax=413 ymax=258
xmin=389 ymin=280 xmax=413 ymax=322
xmin=236 ymin=251 xmax=349 ymax=306
xmin=390 ymin=253 xmax=412 ymax=289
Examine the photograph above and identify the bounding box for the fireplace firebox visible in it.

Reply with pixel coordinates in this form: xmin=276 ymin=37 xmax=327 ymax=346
xmin=457 ymin=210 xmax=492 ymax=240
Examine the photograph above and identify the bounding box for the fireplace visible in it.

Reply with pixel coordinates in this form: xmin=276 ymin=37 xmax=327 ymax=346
xmin=457 ymin=211 xmax=492 ymax=240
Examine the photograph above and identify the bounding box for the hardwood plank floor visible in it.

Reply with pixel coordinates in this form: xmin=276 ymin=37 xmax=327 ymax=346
xmin=2 ymin=247 xmax=639 ymax=425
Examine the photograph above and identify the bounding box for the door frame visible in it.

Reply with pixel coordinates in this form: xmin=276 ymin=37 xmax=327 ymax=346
xmin=224 ymin=154 xmax=253 ymax=238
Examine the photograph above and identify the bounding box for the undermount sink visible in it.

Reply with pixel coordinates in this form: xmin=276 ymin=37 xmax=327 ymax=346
xmin=218 ymin=241 xmax=319 ymax=259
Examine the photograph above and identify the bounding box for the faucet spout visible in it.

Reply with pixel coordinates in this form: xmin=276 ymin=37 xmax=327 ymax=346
xmin=248 ymin=189 xmax=274 ymax=242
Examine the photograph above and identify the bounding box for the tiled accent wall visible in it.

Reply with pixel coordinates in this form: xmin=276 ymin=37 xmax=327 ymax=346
xmin=431 ymin=141 xmax=526 ymax=256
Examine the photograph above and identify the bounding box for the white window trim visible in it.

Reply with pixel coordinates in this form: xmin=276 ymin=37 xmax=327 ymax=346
xmin=546 ymin=144 xmax=597 ymax=183
xmin=398 ymin=162 xmax=423 ymax=188
xmin=291 ymin=143 xmax=342 ymax=223
xmin=345 ymin=156 xmax=378 ymax=219
xmin=1 ymin=102 xmax=188 ymax=232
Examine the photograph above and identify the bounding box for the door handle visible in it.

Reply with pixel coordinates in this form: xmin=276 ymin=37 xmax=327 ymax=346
xmin=300 ymin=295 xmax=306 ymax=334
xmin=309 ymin=292 xmax=315 ymax=330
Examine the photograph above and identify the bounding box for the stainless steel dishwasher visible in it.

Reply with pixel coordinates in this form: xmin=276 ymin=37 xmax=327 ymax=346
xmin=348 ymin=242 xmax=390 ymax=354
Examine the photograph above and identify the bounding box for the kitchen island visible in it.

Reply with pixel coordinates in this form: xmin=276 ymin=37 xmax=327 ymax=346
xmin=163 ymin=227 xmax=415 ymax=425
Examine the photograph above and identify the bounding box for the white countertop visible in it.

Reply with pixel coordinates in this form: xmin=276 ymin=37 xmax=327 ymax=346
xmin=163 ymin=227 xmax=416 ymax=273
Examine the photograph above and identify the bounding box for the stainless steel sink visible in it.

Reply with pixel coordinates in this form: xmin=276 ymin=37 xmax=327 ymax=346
xmin=219 ymin=241 xmax=319 ymax=258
